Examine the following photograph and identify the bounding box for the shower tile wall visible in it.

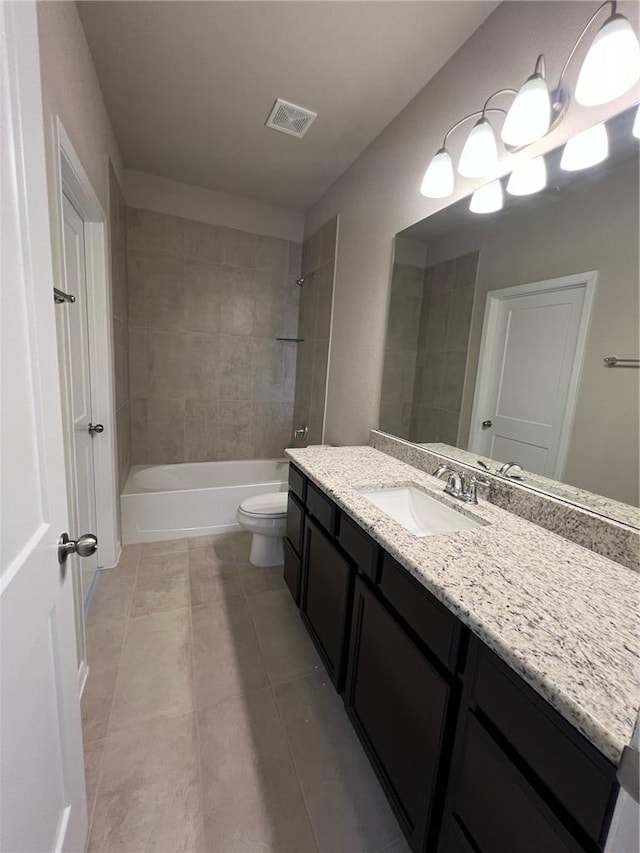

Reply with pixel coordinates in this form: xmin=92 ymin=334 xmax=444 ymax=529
xmin=409 ymin=252 xmax=478 ymax=445
xmin=109 ymin=164 xmax=130 ymax=490
xmin=379 ymin=262 xmax=424 ymax=439
xmin=291 ymin=217 xmax=337 ymax=446
xmin=126 ymin=208 xmax=301 ymax=464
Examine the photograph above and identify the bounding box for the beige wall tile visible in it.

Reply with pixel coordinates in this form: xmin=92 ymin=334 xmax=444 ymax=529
xmin=256 ymin=235 xmax=289 ymax=275
xmin=220 ymin=267 xmax=255 ymax=336
xmin=223 ymin=227 xmax=258 ymax=268
xmin=289 ymin=242 xmax=302 ymax=278
xmin=127 ymin=327 xmax=146 ymax=398
xmin=183 ymin=259 xmax=223 ymax=334
xmin=146 ymin=329 xmax=186 ymax=399
xmin=129 ymin=398 xmax=147 ymax=465
xmin=127 ymin=208 xmax=184 ymax=256
xmin=126 ymin=251 xmax=146 ymax=327
xmin=184 ymin=399 xmax=219 ymax=462
xmin=143 ymin=252 xmax=184 ymax=331
xmin=251 ymin=338 xmax=284 ymax=402
xmin=183 ymin=218 xmax=225 ymax=264
xmin=218 ymin=334 xmax=251 ymax=401
xmin=218 ymin=401 xmax=252 ymax=459
xmin=251 ymin=402 xmax=294 ymax=458
xmin=183 ymin=333 xmax=219 ymax=401
xmin=145 ymin=398 xmax=185 ymax=464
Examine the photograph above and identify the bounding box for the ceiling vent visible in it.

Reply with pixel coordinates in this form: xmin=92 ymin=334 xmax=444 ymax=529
xmin=265 ymin=99 xmax=317 ymax=139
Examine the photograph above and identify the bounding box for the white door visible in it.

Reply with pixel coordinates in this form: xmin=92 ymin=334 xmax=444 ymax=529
xmin=1 ymin=3 xmax=88 ymax=851
xmin=469 ymin=273 xmax=596 ymax=479
xmin=58 ymin=194 xmax=100 ymax=601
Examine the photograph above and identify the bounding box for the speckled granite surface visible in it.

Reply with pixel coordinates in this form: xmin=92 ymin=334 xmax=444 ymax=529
xmin=286 ymin=445 xmax=640 ymax=765
xmin=371 ymin=431 xmax=640 ymax=573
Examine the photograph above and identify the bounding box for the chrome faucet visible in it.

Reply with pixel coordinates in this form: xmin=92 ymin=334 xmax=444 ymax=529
xmin=434 ymin=464 xmax=489 ymax=505
xmin=497 ymin=461 xmax=524 ymax=479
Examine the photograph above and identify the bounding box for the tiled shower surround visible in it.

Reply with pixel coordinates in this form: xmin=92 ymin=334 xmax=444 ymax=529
xmin=291 ymin=217 xmax=337 ymax=446
xmin=380 ymin=252 xmax=478 ymax=446
xmin=125 ymin=209 xmax=302 ymax=463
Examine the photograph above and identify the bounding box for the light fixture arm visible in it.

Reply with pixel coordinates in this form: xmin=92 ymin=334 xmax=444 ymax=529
xmin=555 ymin=0 xmax=616 ymax=93
xmin=481 ymin=87 xmax=518 ymax=117
xmin=442 ymin=105 xmax=509 ymax=148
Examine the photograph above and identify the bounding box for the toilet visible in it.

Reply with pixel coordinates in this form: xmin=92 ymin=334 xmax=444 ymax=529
xmin=237 ymin=491 xmax=288 ymax=567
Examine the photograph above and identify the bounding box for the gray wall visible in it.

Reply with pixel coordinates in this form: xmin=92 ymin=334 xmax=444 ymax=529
xmin=126 ymin=208 xmax=301 ymax=464
xmin=302 ymin=1 xmax=640 ymax=448
xmin=109 ymin=165 xmax=130 ymax=490
xmin=291 ymin=217 xmax=337 ymax=446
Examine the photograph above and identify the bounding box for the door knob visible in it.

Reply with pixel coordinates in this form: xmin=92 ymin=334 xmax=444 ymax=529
xmin=88 ymin=422 xmax=104 ymax=435
xmin=58 ymin=532 xmax=98 ymax=564
xmin=481 ymin=420 xmax=493 ymax=428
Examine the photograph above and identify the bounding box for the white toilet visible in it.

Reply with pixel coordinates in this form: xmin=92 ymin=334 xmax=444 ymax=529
xmin=237 ymin=492 xmax=288 ymax=567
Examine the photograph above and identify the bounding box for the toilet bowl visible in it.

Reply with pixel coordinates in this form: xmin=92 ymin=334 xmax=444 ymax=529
xmin=237 ymin=492 xmax=288 ymax=567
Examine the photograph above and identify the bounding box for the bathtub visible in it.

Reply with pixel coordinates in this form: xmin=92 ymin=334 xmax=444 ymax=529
xmin=121 ymin=459 xmax=289 ymax=544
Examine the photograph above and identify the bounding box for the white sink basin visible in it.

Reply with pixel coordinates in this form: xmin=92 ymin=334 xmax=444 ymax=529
xmin=358 ymin=485 xmax=482 ymax=537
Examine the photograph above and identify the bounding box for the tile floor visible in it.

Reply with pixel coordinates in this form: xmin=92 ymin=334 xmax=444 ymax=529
xmin=82 ymin=531 xmax=408 ymax=853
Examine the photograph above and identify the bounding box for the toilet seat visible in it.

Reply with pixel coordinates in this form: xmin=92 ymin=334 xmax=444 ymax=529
xmin=239 ymin=492 xmax=288 ymax=518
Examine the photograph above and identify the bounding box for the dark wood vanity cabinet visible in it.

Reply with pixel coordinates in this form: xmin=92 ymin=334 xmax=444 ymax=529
xmin=284 ymin=466 xmax=618 ymax=853
xmin=300 ymin=516 xmax=353 ymax=689
xmin=345 ymin=576 xmax=452 ymax=851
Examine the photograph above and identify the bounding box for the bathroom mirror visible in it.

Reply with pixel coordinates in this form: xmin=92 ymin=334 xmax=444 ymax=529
xmin=380 ymin=105 xmax=640 ymax=528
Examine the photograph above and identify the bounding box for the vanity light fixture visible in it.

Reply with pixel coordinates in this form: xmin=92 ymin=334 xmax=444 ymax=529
xmin=633 ymin=104 xmax=640 ymax=138
xmin=420 ymin=147 xmax=455 ymax=198
xmin=574 ymin=3 xmax=640 ymax=106
xmin=418 ymin=2 xmax=639 ymax=202
xmin=469 ymin=179 xmax=503 ymax=214
xmin=506 ymin=155 xmax=547 ymax=195
xmin=560 ymin=122 xmax=609 ymax=171
xmin=458 ymin=116 xmax=499 ymax=178
xmin=501 ymin=56 xmax=551 ymax=147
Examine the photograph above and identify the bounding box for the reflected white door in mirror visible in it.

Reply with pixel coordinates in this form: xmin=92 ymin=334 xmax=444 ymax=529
xmin=469 ymin=272 xmax=596 ymax=480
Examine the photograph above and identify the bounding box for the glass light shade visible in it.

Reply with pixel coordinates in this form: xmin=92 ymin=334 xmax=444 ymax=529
xmin=501 ymin=75 xmax=551 ymax=146
xmin=560 ymin=123 xmax=609 ymax=171
xmin=458 ymin=118 xmax=498 ymax=178
xmin=420 ymin=148 xmax=455 ymax=198
xmin=507 ymin=156 xmax=547 ymax=196
xmin=469 ymin=179 xmax=503 ymax=214
xmin=633 ymin=104 xmax=640 ymax=139
xmin=575 ymin=13 xmax=640 ymax=106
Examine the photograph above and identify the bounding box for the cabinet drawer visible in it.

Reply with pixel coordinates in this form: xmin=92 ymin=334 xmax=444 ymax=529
xmin=288 ymin=464 xmax=306 ymax=502
xmin=380 ymin=554 xmax=460 ymax=671
xmin=472 ymin=644 xmax=616 ymax=846
xmin=338 ymin=513 xmax=380 ymax=581
xmin=306 ymin=481 xmax=338 ymax=535
xmin=442 ymin=818 xmax=477 ymax=853
xmin=286 ymin=492 xmax=304 ymax=556
xmin=452 ymin=714 xmax=583 ymax=853
xmin=283 ymin=537 xmax=301 ymax=605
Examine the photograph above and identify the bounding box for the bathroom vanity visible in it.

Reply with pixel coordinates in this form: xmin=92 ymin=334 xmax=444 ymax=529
xmin=283 ymin=445 xmax=638 ymax=853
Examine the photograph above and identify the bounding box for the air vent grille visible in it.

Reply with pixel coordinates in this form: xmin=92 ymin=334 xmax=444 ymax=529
xmin=265 ymin=99 xmax=317 ymax=138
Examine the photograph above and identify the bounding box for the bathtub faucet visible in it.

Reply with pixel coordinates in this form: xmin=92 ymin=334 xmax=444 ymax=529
xmin=293 ymin=425 xmax=308 ymax=441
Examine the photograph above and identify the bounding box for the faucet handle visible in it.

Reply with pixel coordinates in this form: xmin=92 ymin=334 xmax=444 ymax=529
xmin=465 ymin=475 xmax=490 ymax=505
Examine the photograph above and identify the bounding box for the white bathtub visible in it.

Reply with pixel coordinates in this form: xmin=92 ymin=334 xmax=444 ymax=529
xmin=121 ymin=459 xmax=289 ymax=544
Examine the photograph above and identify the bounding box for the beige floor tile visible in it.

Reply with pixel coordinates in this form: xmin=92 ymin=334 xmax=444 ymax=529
xmin=188 ymin=531 xmax=237 ymax=562
xmin=377 ymin=835 xmax=412 ymax=853
xmin=84 ymin=737 xmax=105 ymax=830
xmin=192 ymin=598 xmax=269 ymax=710
xmin=131 ymin=552 xmax=190 ymax=617
xmin=238 ymin=561 xmax=286 ymax=597
xmin=139 ymin=537 xmax=188 ymax=558
xmin=109 ymin=609 xmax=193 ymax=731
xmin=89 ymin=712 xmax=204 ymax=853
xmin=189 ymin=552 xmax=243 ymax=607
xmin=82 ymin=655 xmax=120 ymax=744
xmin=247 ymin=588 xmax=321 ymax=684
xmin=274 ymin=672 xmax=401 ymax=853
xmin=231 ymin=530 xmax=252 ymax=562
xmin=198 ymin=688 xmax=317 ymax=852
xmin=115 ymin=543 xmax=141 ymax=571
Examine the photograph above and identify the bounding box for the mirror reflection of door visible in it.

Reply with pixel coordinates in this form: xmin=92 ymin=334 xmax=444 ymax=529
xmin=469 ymin=273 xmax=596 ymax=479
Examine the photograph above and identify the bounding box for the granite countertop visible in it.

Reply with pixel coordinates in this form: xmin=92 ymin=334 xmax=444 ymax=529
xmin=285 ymin=445 xmax=640 ymax=765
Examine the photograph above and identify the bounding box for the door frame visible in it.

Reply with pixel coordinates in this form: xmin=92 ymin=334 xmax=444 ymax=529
xmin=468 ymin=271 xmax=598 ymax=479
xmin=52 ymin=119 xmax=120 ymax=573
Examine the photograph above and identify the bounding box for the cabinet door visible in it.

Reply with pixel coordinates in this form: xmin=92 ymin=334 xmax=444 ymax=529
xmin=300 ymin=517 xmax=353 ymax=688
xmin=444 ymin=714 xmax=584 ymax=853
xmin=345 ymin=576 xmax=450 ymax=852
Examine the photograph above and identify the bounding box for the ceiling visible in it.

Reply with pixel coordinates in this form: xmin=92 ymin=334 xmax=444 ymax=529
xmin=78 ymin=1 xmax=498 ymax=211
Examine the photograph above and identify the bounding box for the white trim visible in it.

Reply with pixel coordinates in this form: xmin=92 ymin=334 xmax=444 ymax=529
xmin=55 ymin=119 xmax=120 ymax=570
xmin=468 ymin=271 xmax=598 ymax=479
